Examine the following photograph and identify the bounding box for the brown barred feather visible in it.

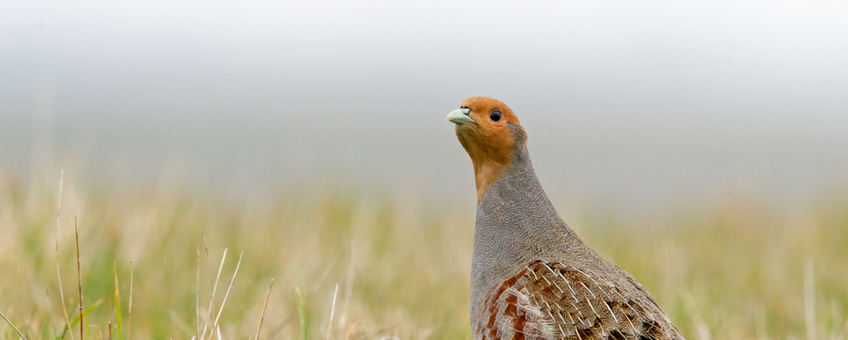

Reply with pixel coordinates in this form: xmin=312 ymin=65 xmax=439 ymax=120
xmin=473 ymin=261 xmax=682 ymax=340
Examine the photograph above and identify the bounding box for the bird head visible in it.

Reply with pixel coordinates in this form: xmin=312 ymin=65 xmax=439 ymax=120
xmin=446 ymin=97 xmax=526 ymax=201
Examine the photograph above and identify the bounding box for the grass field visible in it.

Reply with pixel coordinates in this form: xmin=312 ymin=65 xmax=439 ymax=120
xmin=1 ymin=172 xmax=847 ymax=339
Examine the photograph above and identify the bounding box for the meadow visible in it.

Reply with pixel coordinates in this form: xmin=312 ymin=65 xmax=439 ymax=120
xmin=1 ymin=172 xmax=847 ymax=339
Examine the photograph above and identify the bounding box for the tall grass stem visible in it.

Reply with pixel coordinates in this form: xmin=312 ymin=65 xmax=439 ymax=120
xmin=254 ymin=279 xmax=274 ymax=340
xmin=0 ymin=311 xmax=27 ymax=340
xmin=75 ymin=217 xmax=84 ymax=340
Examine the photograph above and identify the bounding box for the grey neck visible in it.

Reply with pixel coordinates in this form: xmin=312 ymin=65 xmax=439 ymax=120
xmin=469 ymin=135 xmax=583 ymax=315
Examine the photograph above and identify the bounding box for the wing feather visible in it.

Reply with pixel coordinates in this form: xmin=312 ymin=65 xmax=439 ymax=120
xmin=473 ymin=261 xmax=683 ymax=340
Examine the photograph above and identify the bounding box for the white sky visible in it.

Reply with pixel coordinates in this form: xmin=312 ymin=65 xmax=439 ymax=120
xmin=2 ymin=0 xmax=848 ymax=208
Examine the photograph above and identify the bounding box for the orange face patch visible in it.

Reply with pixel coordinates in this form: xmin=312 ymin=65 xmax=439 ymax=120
xmin=454 ymin=97 xmax=522 ymax=201
xmin=460 ymin=96 xmax=520 ymax=127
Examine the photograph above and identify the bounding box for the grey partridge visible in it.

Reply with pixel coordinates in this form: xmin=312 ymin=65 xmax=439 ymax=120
xmin=446 ymin=97 xmax=684 ymax=340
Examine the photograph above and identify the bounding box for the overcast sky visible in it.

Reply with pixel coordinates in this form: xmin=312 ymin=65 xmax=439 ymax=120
xmin=2 ymin=0 xmax=847 ymax=208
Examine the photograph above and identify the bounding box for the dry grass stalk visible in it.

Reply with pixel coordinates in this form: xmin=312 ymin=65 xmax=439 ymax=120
xmin=200 ymin=248 xmax=228 ymax=340
xmin=108 ymin=298 xmax=113 ymax=340
xmin=339 ymin=242 xmax=354 ymax=331
xmin=112 ymin=262 xmax=123 ymax=340
xmin=211 ymin=251 xmax=244 ymax=339
xmin=196 ymin=247 xmax=200 ymax=340
xmin=55 ymin=170 xmax=75 ymax=340
xmin=203 ymin=236 xmax=215 ymax=292
xmin=326 ymin=284 xmax=339 ymax=340
xmin=74 ymin=216 xmax=84 ymax=340
xmin=0 ymin=311 xmax=27 ymax=340
xmin=254 ymin=279 xmax=274 ymax=340
xmin=267 ymin=246 xmax=349 ymax=338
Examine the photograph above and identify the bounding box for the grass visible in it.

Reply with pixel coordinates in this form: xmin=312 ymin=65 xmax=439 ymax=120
xmin=0 ymin=171 xmax=847 ymax=339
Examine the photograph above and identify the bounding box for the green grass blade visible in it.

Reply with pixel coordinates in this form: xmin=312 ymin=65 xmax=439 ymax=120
xmin=114 ymin=263 xmax=123 ymax=340
xmin=295 ymin=286 xmax=307 ymax=340
xmin=53 ymin=299 xmax=103 ymax=340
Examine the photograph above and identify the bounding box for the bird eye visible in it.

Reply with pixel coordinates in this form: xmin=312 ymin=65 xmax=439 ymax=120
xmin=490 ymin=110 xmax=502 ymax=122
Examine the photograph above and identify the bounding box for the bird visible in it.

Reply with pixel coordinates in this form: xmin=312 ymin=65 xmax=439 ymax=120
xmin=446 ymin=97 xmax=684 ymax=340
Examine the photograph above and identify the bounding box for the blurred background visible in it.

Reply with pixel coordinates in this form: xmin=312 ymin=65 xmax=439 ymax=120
xmin=3 ymin=0 xmax=847 ymax=209
xmin=2 ymin=1 xmax=848 ymax=339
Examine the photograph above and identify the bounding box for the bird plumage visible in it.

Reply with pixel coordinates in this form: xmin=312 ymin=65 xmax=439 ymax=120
xmin=448 ymin=97 xmax=683 ymax=340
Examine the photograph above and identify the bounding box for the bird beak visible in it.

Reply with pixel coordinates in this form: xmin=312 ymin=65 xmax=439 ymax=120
xmin=445 ymin=109 xmax=476 ymax=125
